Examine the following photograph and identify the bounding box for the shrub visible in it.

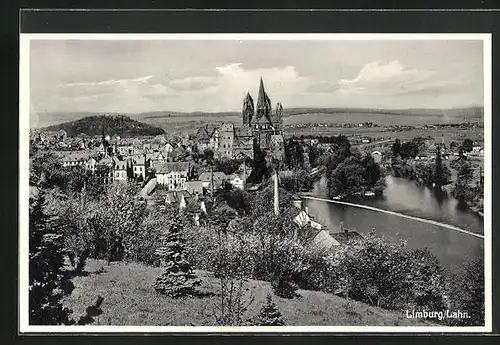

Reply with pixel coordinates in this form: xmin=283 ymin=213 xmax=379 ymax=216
xmin=324 ymin=234 xmax=446 ymax=311
xmin=254 ymin=294 xmax=286 ymax=326
xmin=446 ymin=258 xmax=484 ymax=326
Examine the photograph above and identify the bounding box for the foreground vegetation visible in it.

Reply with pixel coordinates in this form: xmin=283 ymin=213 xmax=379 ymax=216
xmin=29 ymin=147 xmax=485 ymax=327
xmin=63 ymin=259 xmax=433 ymax=326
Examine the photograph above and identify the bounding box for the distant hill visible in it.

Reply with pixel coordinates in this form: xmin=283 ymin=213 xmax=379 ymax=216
xmin=31 ymin=106 xmax=483 ymax=132
xmin=41 ymin=114 xmax=165 ymax=137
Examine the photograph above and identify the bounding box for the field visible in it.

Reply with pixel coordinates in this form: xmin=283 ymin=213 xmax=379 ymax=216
xmin=62 ymin=259 xmax=433 ymax=327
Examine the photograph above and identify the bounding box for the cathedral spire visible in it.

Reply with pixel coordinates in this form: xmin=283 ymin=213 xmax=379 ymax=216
xmin=256 ymin=77 xmax=272 ymax=125
xmin=242 ymin=91 xmax=254 ymax=126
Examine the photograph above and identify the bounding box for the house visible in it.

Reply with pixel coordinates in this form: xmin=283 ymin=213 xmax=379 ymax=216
xmin=128 ymin=154 xmax=149 ymax=179
xmin=217 ymin=123 xmax=235 ymax=159
xmin=113 ymin=159 xmax=128 ymax=182
xmin=61 ymin=152 xmax=89 ymax=168
xmin=85 ymin=157 xmax=97 ymax=172
xmin=292 ymin=209 xmax=340 ymax=252
xmin=199 ymin=171 xmax=227 ymax=191
xmin=163 ymin=142 xmax=174 ymax=154
xmin=371 ymin=151 xmax=382 ymax=163
xmin=228 ymin=174 xmax=245 ymax=190
xmin=472 ymin=145 xmax=482 ymax=154
xmin=362 ymin=138 xmax=371 ymax=144
xmin=195 ymin=126 xmax=213 ymax=152
xmin=116 ymin=144 xmax=135 ymax=156
xmin=185 ymin=181 xmax=204 ymax=196
xmin=155 ymin=162 xmax=192 ymax=190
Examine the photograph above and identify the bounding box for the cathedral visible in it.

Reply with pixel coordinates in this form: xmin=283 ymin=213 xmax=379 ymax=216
xmin=241 ymin=77 xmax=284 ymax=161
xmin=196 ymin=78 xmax=285 ymax=161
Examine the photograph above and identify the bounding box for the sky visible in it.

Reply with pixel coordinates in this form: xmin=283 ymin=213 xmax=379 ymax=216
xmin=29 ymin=39 xmax=485 ymax=114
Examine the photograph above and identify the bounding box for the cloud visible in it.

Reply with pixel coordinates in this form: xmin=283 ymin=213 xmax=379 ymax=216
xmin=47 ymin=63 xmax=312 ymax=112
xmin=336 ymin=60 xmax=438 ymax=96
xmin=35 ymin=59 xmax=481 ymax=113
xmin=62 ymin=75 xmax=153 ymax=87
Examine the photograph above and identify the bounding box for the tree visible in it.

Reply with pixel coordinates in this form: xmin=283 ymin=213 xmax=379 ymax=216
xmin=212 ymin=233 xmax=255 ymax=326
xmin=451 ymin=161 xmax=474 ymax=202
xmin=391 ymin=139 xmax=401 ymax=158
xmin=327 ymin=156 xmax=366 ymax=198
xmin=462 ymin=138 xmax=474 ymax=153
xmin=362 ymin=155 xmax=382 ymax=189
xmin=153 ymin=215 xmax=201 ymax=297
xmin=324 ymin=148 xmax=351 ymax=178
xmin=433 ymin=147 xmax=451 ymax=187
xmin=29 ymin=191 xmax=73 ymax=325
xmin=254 ymin=294 xmax=286 ymax=326
xmin=400 ymin=141 xmax=419 ymax=159
xmin=284 ymin=138 xmax=304 ymax=170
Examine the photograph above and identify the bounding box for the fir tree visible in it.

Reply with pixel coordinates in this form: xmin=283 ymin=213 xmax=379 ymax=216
xmin=255 ymin=294 xmax=285 ymax=326
xmin=29 ymin=191 xmax=73 ymax=325
xmin=153 ymin=215 xmax=201 ymax=297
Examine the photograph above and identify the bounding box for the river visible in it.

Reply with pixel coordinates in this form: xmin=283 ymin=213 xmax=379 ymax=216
xmin=305 ymin=175 xmax=484 ymax=270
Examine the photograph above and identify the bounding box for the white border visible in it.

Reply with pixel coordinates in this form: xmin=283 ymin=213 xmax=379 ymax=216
xmin=19 ymin=33 xmax=492 ymax=334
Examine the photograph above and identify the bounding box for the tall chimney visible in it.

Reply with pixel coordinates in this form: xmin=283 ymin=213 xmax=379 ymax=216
xmin=274 ymin=166 xmax=280 ymax=216
xmin=210 ymin=165 xmax=214 ymax=198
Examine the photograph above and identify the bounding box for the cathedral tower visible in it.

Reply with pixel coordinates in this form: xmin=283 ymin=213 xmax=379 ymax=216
xmin=242 ymin=92 xmax=254 ymax=126
xmin=255 ymin=77 xmax=273 ymax=128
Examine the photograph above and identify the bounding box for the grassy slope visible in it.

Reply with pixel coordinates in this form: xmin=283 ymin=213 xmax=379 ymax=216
xmin=63 ymin=259 xmax=433 ymax=327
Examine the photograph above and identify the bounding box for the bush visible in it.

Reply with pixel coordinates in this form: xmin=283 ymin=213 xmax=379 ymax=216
xmin=254 ymin=294 xmax=286 ymax=326
xmin=324 ymin=234 xmax=446 ymax=311
xmin=446 ymin=258 xmax=484 ymax=326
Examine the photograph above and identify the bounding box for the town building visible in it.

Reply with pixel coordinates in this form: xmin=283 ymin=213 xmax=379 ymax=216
xmin=185 ymin=181 xmax=204 ymax=196
xmin=371 ymin=151 xmax=383 ymax=163
xmin=198 ymin=171 xmax=227 ymax=191
xmin=155 ymin=162 xmax=192 ymax=190
xmin=228 ymin=174 xmax=245 ymax=190
xmin=113 ymin=159 xmax=128 ymax=182
xmin=61 ymin=152 xmax=89 ymax=168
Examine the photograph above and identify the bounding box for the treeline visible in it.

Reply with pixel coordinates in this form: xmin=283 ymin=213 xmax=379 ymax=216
xmin=389 ymin=138 xmax=451 ymax=188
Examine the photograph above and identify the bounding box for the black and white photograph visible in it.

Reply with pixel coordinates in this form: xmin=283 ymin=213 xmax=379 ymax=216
xmin=19 ymin=34 xmax=492 ymax=333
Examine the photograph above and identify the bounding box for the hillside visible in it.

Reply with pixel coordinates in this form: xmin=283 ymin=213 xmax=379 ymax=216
xmin=41 ymin=114 xmax=165 ymax=137
xmin=63 ymin=259 xmax=434 ymax=327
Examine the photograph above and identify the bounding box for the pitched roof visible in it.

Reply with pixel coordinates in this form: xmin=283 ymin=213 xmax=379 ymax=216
xmin=235 ymin=127 xmax=253 ymax=137
xmin=199 ymin=171 xmax=227 ymax=182
xmin=114 ymin=159 xmax=128 ymax=171
xmin=61 ymin=152 xmax=91 ymax=162
xmin=155 ymin=161 xmax=191 ymax=174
